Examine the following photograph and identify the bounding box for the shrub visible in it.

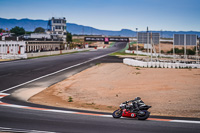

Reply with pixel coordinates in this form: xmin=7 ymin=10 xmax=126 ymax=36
xmin=68 ymin=96 xmax=73 ymax=102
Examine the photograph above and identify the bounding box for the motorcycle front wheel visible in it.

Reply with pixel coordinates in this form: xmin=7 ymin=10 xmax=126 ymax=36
xmin=112 ymin=109 xmax=122 ymax=118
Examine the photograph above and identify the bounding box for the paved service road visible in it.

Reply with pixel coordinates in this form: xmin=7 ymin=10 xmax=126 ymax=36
xmin=0 ymin=42 xmax=200 ymax=133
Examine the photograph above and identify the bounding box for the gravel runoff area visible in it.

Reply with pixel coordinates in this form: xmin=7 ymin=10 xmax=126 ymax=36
xmin=29 ymin=63 xmax=200 ymax=118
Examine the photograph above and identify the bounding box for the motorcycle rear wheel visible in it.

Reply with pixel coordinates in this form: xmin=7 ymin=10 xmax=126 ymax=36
xmin=137 ymin=110 xmax=150 ymax=120
xmin=112 ymin=109 xmax=122 ymax=118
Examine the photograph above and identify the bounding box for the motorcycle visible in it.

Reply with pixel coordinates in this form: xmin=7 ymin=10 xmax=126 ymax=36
xmin=112 ymin=101 xmax=151 ymax=120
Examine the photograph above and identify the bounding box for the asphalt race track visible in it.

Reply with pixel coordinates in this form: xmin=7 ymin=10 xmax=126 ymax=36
xmin=0 ymin=42 xmax=200 ymax=133
xmin=0 ymin=42 xmax=126 ymax=92
xmin=0 ymin=105 xmax=200 ymax=133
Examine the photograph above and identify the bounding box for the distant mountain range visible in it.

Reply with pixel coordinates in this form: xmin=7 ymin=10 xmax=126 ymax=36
xmin=0 ymin=18 xmax=200 ymax=38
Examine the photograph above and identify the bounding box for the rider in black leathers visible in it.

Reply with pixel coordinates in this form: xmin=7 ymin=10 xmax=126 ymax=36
xmin=126 ymin=97 xmax=145 ymax=112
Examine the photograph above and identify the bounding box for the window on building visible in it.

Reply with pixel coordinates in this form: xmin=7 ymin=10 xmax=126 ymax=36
xmin=53 ymin=20 xmax=61 ymax=23
xmin=55 ymin=26 xmax=61 ymax=29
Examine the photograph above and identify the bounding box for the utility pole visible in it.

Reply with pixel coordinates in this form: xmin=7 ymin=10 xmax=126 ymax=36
xmin=196 ymin=39 xmax=198 ymax=64
xmin=150 ymin=32 xmax=153 ymax=62
xmin=136 ymin=28 xmax=138 ymax=58
xmin=82 ymin=27 xmax=84 ymax=35
xmin=173 ymin=34 xmax=175 ymax=62
xmin=159 ymin=30 xmax=162 ymax=58
xmin=184 ymin=34 xmax=187 ymax=62
xmin=147 ymin=27 xmax=149 ymax=55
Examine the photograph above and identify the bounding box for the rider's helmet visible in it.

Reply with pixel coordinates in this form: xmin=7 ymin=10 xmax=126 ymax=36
xmin=135 ymin=97 xmax=141 ymax=101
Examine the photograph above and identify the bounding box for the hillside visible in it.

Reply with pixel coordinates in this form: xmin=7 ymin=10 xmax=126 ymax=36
xmin=0 ymin=18 xmax=200 ymax=38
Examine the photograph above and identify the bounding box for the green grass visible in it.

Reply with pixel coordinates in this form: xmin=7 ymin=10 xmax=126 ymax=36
xmin=72 ymin=39 xmax=84 ymax=43
xmin=119 ymin=43 xmax=130 ymax=53
xmin=129 ymin=42 xmax=137 ymax=45
xmin=95 ymin=63 xmax=101 ymax=65
xmin=27 ymin=50 xmax=90 ymax=59
xmin=72 ymin=39 xmax=94 ymax=44
xmin=110 ymin=52 xmax=135 ymax=56
xmin=109 ymin=52 xmax=147 ymax=56
xmin=135 ymin=72 xmax=141 ymax=75
xmin=109 ymin=42 xmax=137 ymax=55
xmin=108 ymin=42 xmax=115 ymax=48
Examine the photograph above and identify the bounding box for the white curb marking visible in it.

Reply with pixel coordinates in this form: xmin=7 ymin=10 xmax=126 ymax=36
xmin=0 ymin=93 xmax=10 ymax=99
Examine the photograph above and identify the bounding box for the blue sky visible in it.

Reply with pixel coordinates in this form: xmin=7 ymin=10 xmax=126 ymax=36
xmin=0 ymin=0 xmax=199 ymax=31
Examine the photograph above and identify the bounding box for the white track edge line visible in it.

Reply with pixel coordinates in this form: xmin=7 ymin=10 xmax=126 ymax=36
xmin=0 ymin=126 xmax=56 ymax=133
xmin=170 ymin=120 xmax=200 ymax=124
xmin=0 ymin=51 xmax=118 ymax=93
xmin=0 ymin=104 xmax=28 ymax=108
xmin=0 ymin=93 xmax=10 ymax=95
xmin=46 ymin=109 xmax=78 ymax=114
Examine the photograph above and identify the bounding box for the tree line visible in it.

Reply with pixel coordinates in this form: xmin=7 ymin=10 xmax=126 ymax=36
xmin=0 ymin=26 xmax=72 ymax=42
xmin=0 ymin=26 xmax=45 ymax=36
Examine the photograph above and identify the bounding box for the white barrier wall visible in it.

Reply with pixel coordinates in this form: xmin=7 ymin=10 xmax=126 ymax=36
xmin=27 ymin=48 xmax=92 ymax=58
xmin=0 ymin=41 xmax=27 ymax=59
xmin=123 ymin=58 xmax=200 ymax=69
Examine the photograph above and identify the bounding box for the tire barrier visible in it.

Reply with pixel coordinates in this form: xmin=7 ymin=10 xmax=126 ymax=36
xmin=123 ymin=58 xmax=200 ymax=69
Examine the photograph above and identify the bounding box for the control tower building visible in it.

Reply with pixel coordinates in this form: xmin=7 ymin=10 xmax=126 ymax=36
xmin=47 ymin=17 xmax=67 ymax=43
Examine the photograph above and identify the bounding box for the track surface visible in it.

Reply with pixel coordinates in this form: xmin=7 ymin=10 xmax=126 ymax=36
xmin=0 ymin=42 xmax=200 ymax=133
xmin=0 ymin=43 xmax=125 ymax=92
xmin=0 ymin=105 xmax=200 ymax=133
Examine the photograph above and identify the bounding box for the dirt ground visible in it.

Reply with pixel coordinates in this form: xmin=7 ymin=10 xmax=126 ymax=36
xmin=134 ymin=43 xmax=196 ymax=53
xmin=29 ymin=63 xmax=200 ymax=118
xmin=155 ymin=43 xmax=195 ymax=53
xmin=0 ymin=59 xmax=13 ymax=62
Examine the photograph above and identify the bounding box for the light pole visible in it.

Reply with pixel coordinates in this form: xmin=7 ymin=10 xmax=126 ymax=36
xmin=159 ymin=29 xmax=162 ymax=58
xmin=136 ymin=28 xmax=138 ymax=58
